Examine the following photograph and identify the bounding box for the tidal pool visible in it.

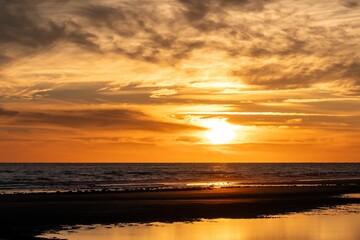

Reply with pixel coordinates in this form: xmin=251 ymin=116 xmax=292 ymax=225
xmin=41 ymin=203 xmax=360 ymax=240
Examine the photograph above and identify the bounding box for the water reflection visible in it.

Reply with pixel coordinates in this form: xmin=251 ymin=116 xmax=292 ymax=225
xmin=42 ymin=204 xmax=360 ymax=240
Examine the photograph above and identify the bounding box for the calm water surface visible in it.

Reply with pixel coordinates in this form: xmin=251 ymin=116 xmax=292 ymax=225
xmin=1 ymin=163 xmax=359 ymax=193
xmin=41 ymin=202 xmax=360 ymax=240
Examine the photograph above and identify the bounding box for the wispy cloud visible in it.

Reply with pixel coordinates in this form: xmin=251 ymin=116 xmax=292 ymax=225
xmin=339 ymin=0 xmax=360 ymax=8
xmin=1 ymin=0 xmax=358 ymax=90
xmin=0 ymin=107 xmax=18 ymax=117
xmin=0 ymin=107 xmax=200 ymax=132
xmin=179 ymin=111 xmax=352 ymax=117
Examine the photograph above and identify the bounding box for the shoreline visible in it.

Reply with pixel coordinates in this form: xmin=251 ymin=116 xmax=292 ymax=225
xmin=1 ymin=184 xmax=359 ymax=239
xmin=2 ymin=178 xmax=359 ymax=196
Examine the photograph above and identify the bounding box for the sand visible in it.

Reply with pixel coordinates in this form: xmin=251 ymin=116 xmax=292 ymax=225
xmin=0 ymin=183 xmax=359 ymax=239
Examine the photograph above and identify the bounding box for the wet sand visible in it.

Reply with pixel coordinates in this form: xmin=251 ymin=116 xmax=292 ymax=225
xmin=0 ymin=183 xmax=359 ymax=239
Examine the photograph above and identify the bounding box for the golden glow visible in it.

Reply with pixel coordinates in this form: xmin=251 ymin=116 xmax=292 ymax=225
xmin=186 ymin=181 xmax=232 ymax=188
xmin=0 ymin=0 xmax=359 ymax=162
xmin=189 ymin=81 xmax=247 ymax=89
xmin=41 ymin=206 xmax=360 ymax=240
xmin=202 ymin=119 xmax=238 ymax=144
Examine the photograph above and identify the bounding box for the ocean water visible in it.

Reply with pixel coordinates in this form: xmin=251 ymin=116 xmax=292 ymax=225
xmin=0 ymin=163 xmax=359 ymax=194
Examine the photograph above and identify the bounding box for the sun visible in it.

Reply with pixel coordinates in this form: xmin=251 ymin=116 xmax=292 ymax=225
xmin=202 ymin=118 xmax=238 ymax=144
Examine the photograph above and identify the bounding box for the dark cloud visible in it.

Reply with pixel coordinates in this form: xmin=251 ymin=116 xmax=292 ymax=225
xmin=1 ymin=107 xmax=201 ymax=132
xmin=0 ymin=0 xmax=98 ymax=65
xmin=178 ymin=0 xmax=269 ymax=23
xmin=79 ymin=4 xmax=145 ymax=38
xmin=339 ymin=0 xmax=359 ymax=8
xmin=0 ymin=0 xmax=63 ymax=48
xmin=0 ymin=0 xmax=275 ymax=65
xmin=0 ymin=0 xmax=204 ymax=64
xmin=232 ymin=60 xmax=360 ymax=90
xmin=220 ymin=0 xmax=270 ymax=9
xmin=0 ymin=107 xmax=18 ymax=117
xmin=0 ymin=0 xmax=352 ymax=67
xmin=78 ymin=3 xmax=206 ymax=63
xmin=343 ymin=62 xmax=360 ymax=84
xmin=0 ymin=82 xmax=174 ymax=104
xmin=0 ymin=0 xmax=358 ymax=92
xmin=0 ymin=54 xmax=12 ymax=66
xmin=176 ymin=0 xmax=271 ymax=34
xmin=178 ymin=0 xmax=212 ymax=22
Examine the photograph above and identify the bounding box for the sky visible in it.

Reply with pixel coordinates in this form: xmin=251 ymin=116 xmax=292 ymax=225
xmin=0 ymin=0 xmax=359 ymax=162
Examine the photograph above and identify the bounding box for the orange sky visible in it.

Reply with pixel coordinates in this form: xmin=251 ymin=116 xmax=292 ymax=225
xmin=0 ymin=0 xmax=359 ymax=162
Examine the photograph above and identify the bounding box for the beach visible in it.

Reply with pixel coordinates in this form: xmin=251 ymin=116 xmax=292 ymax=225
xmin=1 ymin=182 xmax=359 ymax=239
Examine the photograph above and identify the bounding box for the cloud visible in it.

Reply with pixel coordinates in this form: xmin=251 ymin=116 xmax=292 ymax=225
xmin=177 ymin=0 xmax=212 ymax=22
xmin=175 ymin=0 xmax=272 ymax=34
xmin=339 ymin=0 xmax=359 ymax=8
xmin=343 ymin=62 xmax=360 ymax=85
xmin=0 ymin=0 xmax=359 ymax=98
xmin=0 ymin=0 xmax=63 ymax=48
xmin=178 ymin=0 xmax=269 ymax=23
xmin=1 ymin=107 xmax=200 ymax=132
xmin=0 ymin=54 xmax=12 ymax=66
xmin=0 ymin=0 xmax=98 ymax=65
xmin=0 ymin=0 xmax=275 ymax=66
xmin=232 ymin=59 xmax=360 ymax=90
xmin=78 ymin=3 xmax=174 ymax=62
xmin=150 ymin=89 xmax=178 ymax=98
xmin=0 ymin=107 xmax=18 ymax=117
xmin=0 ymin=82 xmax=180 ymax=104
xmin=180 ymin=111 xmax=360 ymax=130
xmin=0 ymin=0 xmax=358 ymax=72
xmin=77 ymin=2 xmax=207 ymax=63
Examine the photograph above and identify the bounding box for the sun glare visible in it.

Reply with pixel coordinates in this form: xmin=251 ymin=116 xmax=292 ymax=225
xmin=202 ymin=118 xmax=238 ymax=144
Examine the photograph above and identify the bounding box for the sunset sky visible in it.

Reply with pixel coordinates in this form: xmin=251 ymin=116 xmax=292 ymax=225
xmin=0 ymin=0 xmax=359 ymax=162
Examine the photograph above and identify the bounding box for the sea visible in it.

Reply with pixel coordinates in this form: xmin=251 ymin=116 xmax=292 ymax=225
xmin=0 ymin=163 xmax=359 ymax=194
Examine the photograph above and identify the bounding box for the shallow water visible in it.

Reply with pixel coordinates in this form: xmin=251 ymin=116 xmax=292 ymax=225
xmin=41 ymin=203 xmax=360 ymax=240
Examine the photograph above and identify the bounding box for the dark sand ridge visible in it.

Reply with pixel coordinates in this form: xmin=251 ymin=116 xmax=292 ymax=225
xmin=0 ymin=182 xmax=360 ymax=240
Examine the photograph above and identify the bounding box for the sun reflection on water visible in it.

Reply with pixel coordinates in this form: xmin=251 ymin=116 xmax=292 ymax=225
xmin=186 ymin=181 xmax=232 ymax=188
xmin=41 ymin=204 xmax=360 ymax=240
